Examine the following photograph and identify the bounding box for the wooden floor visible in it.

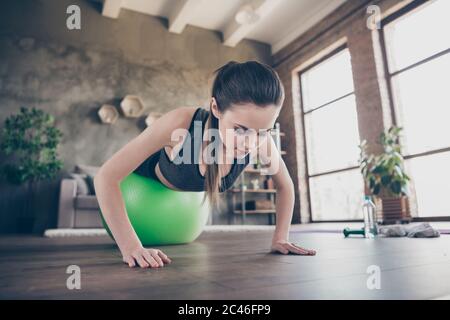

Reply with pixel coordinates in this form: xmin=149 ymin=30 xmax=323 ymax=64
xmin=1 ymin=230 xmax=450 ymax=299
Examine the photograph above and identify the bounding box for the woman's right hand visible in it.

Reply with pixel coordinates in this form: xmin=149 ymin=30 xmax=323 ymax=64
xmin=122 ymin=246 xmax=172 ymax=268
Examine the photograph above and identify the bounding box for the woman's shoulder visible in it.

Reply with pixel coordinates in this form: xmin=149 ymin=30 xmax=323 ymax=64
xmin=162 ymin=106 xmax=199 ymax=128
xmin=175 ymin=105 xmax=199 ymax=117
xmin=161 ymin=106 xmax=202 ymax=148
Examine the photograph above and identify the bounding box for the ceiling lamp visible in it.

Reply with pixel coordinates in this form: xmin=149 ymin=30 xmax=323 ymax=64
xmin=235 ymin=4 xmax=260 ymax=25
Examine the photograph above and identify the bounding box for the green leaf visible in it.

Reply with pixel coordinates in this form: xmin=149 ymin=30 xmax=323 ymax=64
xmin=391 ymin=181 xmax=402 ymax=195
xmin=381 ymin=175 xmax=392 ymax=186
xmin=394 ymin=165 xmax=404 ymax=177
xmin=0 ymin=107 xmax=64 ymax=186
xmin=373 ymin=184 xmax=381 ymax=195
xmin=371 ymin=165 xmax=386 ymax=174
xmin=369 ymin=176 xmax=376 ymax=189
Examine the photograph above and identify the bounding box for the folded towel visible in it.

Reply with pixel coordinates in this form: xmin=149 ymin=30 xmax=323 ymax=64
xmin=405 ymin=223 xmax=440 ymax=238
xmin=379 ymin=223 xmax=440 ymax=238
xmin=379 ymin=224 xmax=407 ymax=237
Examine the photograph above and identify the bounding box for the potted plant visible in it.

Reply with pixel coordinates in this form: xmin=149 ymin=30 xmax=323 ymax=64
xmin=0 ymin=107 xmax=63 ymax=232
xmin=359 ymin=126 xmax=411 ymax=224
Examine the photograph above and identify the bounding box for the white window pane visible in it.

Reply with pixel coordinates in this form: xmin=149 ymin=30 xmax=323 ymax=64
xmin=301 ymin=49 xmax=354 ymax=111
xmin=384 ymin=0 xmax=450 ymax=73
xmin=310 ymin=169 xmax=365 ymax=221
xmin=392 ymin=53 xmax=450 ymax=155
xmin=305 ymin=94 xmax=361 ymax=175
xmin=406 ymin=152 xmax=450 ymax=217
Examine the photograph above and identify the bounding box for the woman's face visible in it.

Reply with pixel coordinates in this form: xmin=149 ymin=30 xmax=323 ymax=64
xmin=210 ymin=99 xmax=280 ymax=160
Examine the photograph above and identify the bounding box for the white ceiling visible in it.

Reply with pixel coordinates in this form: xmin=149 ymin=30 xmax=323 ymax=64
xmin=101 ymin=0 xmax=346 ymax=54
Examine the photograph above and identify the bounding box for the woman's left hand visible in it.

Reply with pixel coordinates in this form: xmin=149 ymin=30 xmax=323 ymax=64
xmin=270 ymin=239 xmax=316 ymax=255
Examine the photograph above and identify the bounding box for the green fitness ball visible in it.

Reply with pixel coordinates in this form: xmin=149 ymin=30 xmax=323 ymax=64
xmin=100 ymin=172 xmax=210 ymax=246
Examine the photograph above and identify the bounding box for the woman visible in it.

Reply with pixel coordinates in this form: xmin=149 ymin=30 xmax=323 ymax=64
xmin=94 ymin=60 xmax=316 ymax=269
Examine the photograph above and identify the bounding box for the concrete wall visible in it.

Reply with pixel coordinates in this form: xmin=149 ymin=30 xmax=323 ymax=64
xmin=273 ymin=0 xmax=414 ymax=223
xmin=0 ymin=0 xmax=272 ymax=233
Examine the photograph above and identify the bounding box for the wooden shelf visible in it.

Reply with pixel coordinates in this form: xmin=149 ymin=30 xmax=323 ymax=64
xmin=244 ymin=167 xmax=262 ymax=173
xmin=244 ymin=153 xmax=287 ymax=173
xmin=230 ymin=188 xmax=276 ymax=193
xmin=244 ymin=167 xmax=275 ymax=173
xmin=234 ymin=209 xmax=276 ymax=214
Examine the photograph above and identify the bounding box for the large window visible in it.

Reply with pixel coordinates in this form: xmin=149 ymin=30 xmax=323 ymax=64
xmin=300 ymin=47 xmax=364 ymax=221
xmin=382 ymin=0 xmax=450 ymax=218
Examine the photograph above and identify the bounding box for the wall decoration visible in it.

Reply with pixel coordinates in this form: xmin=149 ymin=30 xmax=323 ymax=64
xmin=120 ymin=95 xmax=144 ymax=118
xmin=98 ymin=104 xmax=119 ymax=124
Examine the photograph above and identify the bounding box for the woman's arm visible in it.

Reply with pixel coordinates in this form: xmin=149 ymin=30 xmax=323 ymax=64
xmin=258 ymin=133 xmax=316 ymax=255
xmin=94 ymin=106 xmax=196 ymax=267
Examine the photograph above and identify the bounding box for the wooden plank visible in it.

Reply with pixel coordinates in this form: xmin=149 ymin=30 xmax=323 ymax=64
xmin=1 ymin=231 xmax=449 ymax=299
xmin=234 ymin=209 xmax=276 ymax=214
xmin=230 ymin=188 xmax=276 ymax=193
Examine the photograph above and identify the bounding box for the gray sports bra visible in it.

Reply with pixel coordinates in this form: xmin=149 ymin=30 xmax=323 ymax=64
xmin=134 ymin=107 xmax=251 ymax=192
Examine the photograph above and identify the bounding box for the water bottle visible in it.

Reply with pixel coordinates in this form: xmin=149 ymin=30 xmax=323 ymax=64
xmin=362 ymin=195 xmax=378 ymax=238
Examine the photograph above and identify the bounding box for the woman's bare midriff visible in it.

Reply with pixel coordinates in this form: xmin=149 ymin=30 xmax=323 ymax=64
xmin=154 ymin=160 xmax=184 ymax=191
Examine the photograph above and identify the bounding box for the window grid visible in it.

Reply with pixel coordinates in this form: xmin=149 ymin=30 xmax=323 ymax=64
xmin=380 ymin=0 xmax=450 ymax=219
xmin=299 ymin=45 xmax=364 ymax=222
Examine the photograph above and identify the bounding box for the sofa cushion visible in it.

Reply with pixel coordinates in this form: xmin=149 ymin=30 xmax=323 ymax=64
xmin=74 ymin=210 xmax=103 ymax=228
xmin=85 ymin=175 xmax=96 ymax=195
xmin=70 ymin=173 xmax=90 ymax=195
xmin=75 ymin=195 xmax=100 ymax=210
xmin=75 ymin=164 xmax=99 ymax=194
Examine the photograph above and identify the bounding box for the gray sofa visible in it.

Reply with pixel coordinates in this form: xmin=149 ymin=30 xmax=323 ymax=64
xmin=57 ymin=164 xmax=103 ymax=228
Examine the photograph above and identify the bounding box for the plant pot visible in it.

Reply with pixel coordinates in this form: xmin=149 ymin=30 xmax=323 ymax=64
xmin=16 ymin=180 xmax=37 ymax=233
xmin=374 ymin=196 xmax=411 ymax=225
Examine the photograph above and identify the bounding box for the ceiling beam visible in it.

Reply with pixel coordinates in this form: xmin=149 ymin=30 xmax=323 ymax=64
xmin=102 ymin=0 xmax=122 ymax=19
xmin=168 ymin=0 xmax=202 ymax=34
xmin=223 ymin=0 xmax=281 ymax=47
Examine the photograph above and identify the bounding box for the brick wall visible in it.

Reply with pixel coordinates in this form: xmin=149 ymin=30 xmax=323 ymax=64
xmin=272 ymin=0 xmax=415 ymax=223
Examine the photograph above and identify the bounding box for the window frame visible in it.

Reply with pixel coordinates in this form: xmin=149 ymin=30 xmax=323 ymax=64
xmin=299 ymin=44 xmax=364 ymax=222
xmin=379 ymin=0 xmax=450 ymax=221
